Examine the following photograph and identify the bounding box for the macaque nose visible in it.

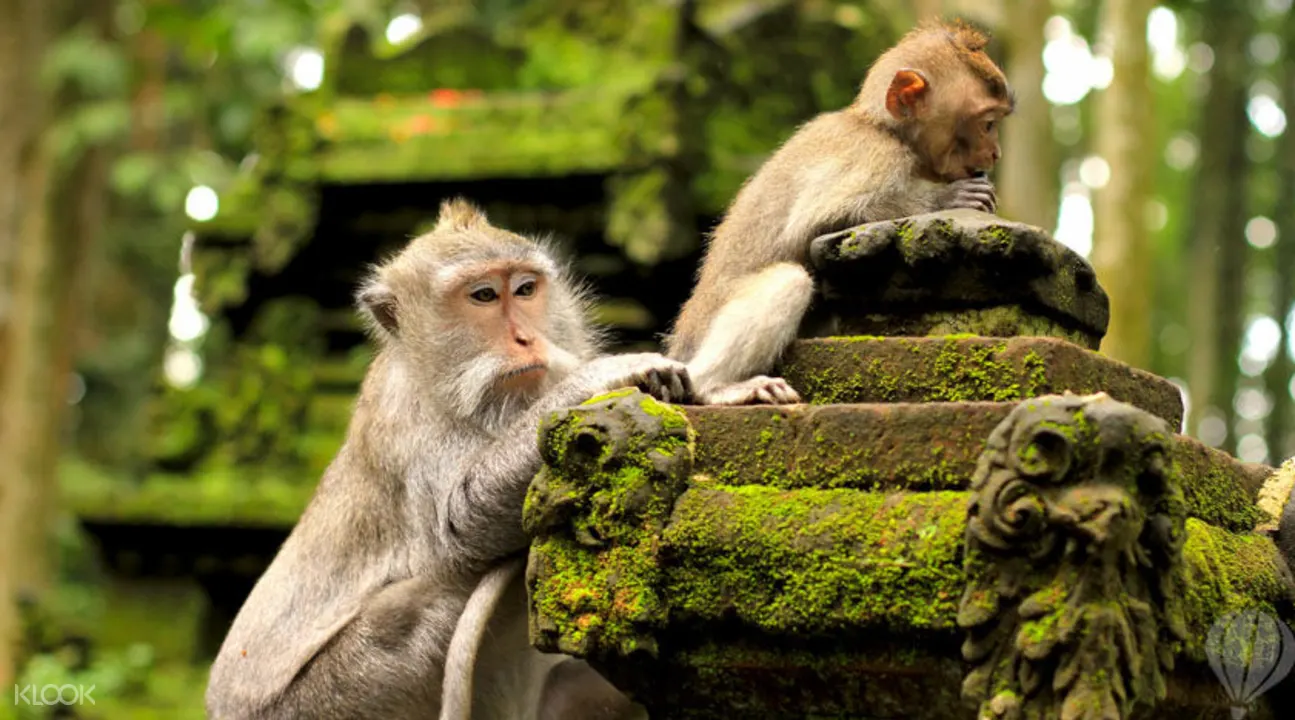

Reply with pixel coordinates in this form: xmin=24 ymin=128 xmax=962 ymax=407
xmin=512 ymin=324 xmax=534 ymax=347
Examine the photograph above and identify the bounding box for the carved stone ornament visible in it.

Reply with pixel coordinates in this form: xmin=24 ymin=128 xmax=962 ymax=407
xmin=523 ymin=388 xmax=695 ymax=659
xmin=958 ymin=392 xmax=1189 ymax=720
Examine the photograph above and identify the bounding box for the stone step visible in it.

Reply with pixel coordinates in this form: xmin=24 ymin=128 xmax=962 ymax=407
xmin=777 ymin=335 xmax=1184 ymax=430
xmin=660 ymin=486 xmax=1289 ymax=650
xmin=527 ymin=390 xmax=1293 ymax=720
xmin=684 ymin=400 xmax=1269 ymax=533
xmin=608 ymin=485 xmax=1291 ymax=719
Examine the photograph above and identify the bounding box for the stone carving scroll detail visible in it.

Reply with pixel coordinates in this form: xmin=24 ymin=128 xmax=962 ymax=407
xmin=958 ymin=393 xmax=1188 ymax=720
xmin=523 ymin=388 xmax=694 ymax=659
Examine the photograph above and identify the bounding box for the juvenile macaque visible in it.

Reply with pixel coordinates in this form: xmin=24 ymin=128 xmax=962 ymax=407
xmin=206 ymin=199 xmax=683 ymax=719
xmin=667 ymin=21 xmax=1014 ymax=405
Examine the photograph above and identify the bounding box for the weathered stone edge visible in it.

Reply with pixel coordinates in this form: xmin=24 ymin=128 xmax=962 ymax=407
xmin=807 ymin=210 xmax=1109 ymax=337
xmin=778 ymin=335 xmax=1184 ymax=430
xmin=684 ymin=402 xmax=1269 ymax=533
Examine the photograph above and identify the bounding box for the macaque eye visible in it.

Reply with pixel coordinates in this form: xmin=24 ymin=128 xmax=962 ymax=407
xmin=514 ymin=280 xmax=537 ymax=298
xmin=985 ymin=119 xmax=996 ymax=132
xmin=469 ymin=287 xmax=499 ymax=303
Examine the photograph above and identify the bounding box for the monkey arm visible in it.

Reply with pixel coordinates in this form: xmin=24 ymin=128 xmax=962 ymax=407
xmin=439 ymin=394 xmax=578 ymax=565
xmin=439 ymin=354 xmax=690 ymax=564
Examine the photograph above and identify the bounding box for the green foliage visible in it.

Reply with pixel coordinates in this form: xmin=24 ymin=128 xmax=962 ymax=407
xmin=15 ymin=646 xmax=155 ymax=720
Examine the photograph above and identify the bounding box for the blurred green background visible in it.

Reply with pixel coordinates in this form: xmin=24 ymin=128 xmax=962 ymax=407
xmin=0 ymin=0 xmax=1291 ymax=715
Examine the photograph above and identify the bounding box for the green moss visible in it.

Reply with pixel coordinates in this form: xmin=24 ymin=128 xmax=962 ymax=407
xmin=1177 ymin=454 xmax=1267 ymax=532
xmin=689 ymin=405 xmax=983 ymax=492
xmin=787 ymin=336 xmax=1043 ymax=406
xmin=977 ymin=224 xmax=1015 ymax=252
xmin=526 ymin=390 xmax=694 ymax=657
xmin=779 ymin=336 xmax=1185 ymax=430
xmin=316 ymin=91 xmax=632 ymax=182
xmin=663 ymin=487 xmax=969 ymax=634
xmin=657 ymin=491 xmax=1290 ymax=653
xmin=530 ymin=536 xmax=665 ymax=656
xmin=1178 ymin=519 xmax=1295 ymax=659
xmin=895 ymin=218 xmax=917 ymax=251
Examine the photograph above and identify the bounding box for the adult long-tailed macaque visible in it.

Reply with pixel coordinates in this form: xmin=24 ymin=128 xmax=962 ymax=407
xmin=666 ymin=21 xmax=1014 ymax=405
xmin=206 ymin=199 xmax=684 ymax=719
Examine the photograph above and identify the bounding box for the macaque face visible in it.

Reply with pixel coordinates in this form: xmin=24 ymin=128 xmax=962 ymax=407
xmin=452 ymin=263 xmax=552 ymax=396
xmin=944 ymin=99 xmax=1009 ymax=179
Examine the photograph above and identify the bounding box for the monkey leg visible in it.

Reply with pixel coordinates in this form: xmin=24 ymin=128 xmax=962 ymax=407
xmin=537 ymin=658 xmax=649 ymax=720
xmin=686 ymin=262 xmax=813 ymax=405
xmin=270 ymin=575 xmax=459 ymax=719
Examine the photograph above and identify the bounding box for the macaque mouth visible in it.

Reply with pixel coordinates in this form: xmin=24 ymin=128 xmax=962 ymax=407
xmin=501 ymin=363 xmax=546 ymax=380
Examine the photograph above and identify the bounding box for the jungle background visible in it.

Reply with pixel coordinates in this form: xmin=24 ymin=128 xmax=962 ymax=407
xmin=0 ymin=0 xmax=1291 ymax=716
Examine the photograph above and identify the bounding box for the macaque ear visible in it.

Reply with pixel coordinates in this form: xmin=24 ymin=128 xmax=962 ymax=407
xmin=358 ymin=282 xmax=399 ymax=335
xmin=885 ymin=68 xmax=929 ymax=120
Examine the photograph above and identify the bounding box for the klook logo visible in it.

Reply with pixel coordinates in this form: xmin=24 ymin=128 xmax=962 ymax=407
xmin=13 ymin=684 xmax=96 ymax=706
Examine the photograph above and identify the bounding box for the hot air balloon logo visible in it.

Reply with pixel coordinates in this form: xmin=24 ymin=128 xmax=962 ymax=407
xmin=1205 ymin=609 xmax=1295 ymax=718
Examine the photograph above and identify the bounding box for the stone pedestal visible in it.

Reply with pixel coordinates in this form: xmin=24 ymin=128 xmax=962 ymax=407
xmin=524 ymin=211 xmax=1295 ymax=719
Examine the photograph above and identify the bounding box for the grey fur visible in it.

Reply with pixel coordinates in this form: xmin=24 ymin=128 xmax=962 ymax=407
xmin=206 ymin=199 xmax=682 ymax=719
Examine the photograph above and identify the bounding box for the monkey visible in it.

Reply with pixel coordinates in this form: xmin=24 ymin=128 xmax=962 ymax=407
xmin=666 ymin=21 xmax=1014 ymax=406
xmin=205 ymin=198 xmax=686 ymax=720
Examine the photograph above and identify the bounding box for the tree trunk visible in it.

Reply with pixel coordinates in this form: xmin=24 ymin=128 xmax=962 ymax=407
xmin=1091 ymin=0 xmax=1156 ymax=370
xmin=0 ymin=0 xmax=56 ymax=684
xmin=1265 ymin=10 xmax=1295 ymax=462
xmin=1184 ymin=1 xmax=1252 ymax=444
xmin=0 ymin=0 xmax=115 ymax=683
xmin=996 ymin=0 xmax=1056 ymax=230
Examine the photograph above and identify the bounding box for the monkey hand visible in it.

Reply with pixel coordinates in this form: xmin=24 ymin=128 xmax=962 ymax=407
xmin=698 ymin=376 xmax=801 ymax=406
xmin=939 ymin=175 xmax=996 ymax=214
xmin=578 ymin=353 xmax=694 ymax=405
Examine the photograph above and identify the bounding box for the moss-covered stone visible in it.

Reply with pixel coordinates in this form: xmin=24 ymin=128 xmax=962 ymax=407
xmin=525 ymin=389 xmax=695 ymax=658
xmin=314 ymin=91 xmax=633 ymax=182
xmin=808 ymin=209 xmax=1108 ymax=346
xmin=1179 ymin=518 xmax=1295 ymax=660
xmin=663 ymin=487 xmax=967 ymax=634
xmin=637 ymin=489 xmax=1283 ymax=641
xmin=779 ymin=335 xmax=1184 ymax=429
xmin=684 ymin=402 xmax=1266 ymax=532
xmin=542 ymin=479 xmax=1289 ymax=718
xmin=808 ymin=305 xmax=1096 ymax=348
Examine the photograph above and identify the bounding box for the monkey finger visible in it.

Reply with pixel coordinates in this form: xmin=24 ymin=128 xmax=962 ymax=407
xmin=956 ymin=177 xmax=994 ymax=195
xmin=675 ymin=371 xmax=696 ymax=403
xmin=665 ymin=374 xmax=686 ymax=404
xmin=774 ymin=386 xmax=801 ymax=403
xmin=965 ymin=191 xmax=996 ymax=212
xmin=627 ymin=371 xmax=655 ymax=396
xmin=644 ymin=371 xmax=669 ymax=400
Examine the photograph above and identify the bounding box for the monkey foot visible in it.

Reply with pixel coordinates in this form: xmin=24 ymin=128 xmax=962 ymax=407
xmin=699 ymin=376 xmax=801 ymax=406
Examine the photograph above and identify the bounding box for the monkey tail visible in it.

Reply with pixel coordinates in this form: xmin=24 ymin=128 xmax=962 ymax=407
xmin=439 ymin=557 xmax=526 ymax=720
